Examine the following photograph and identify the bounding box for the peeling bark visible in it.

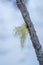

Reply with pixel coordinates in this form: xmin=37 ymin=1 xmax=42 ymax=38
xmin=16 ymin=0 xmax=43 ymax=65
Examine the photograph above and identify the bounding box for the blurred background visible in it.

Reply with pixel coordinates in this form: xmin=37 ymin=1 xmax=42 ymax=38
xmin=0 ymin=0 xmax=43 ymax=65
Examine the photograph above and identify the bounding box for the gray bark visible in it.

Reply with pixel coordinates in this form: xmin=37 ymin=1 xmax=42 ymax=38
xmin=16 ymin=0 xmax=43 ymax=65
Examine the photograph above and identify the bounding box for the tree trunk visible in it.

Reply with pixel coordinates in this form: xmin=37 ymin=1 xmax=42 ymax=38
xmin=16 ymin=0 xmax=43 ymax=65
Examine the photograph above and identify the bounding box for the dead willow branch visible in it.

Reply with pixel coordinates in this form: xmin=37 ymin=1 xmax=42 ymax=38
xmin=16 ymin=0 xmax=43 ymax=65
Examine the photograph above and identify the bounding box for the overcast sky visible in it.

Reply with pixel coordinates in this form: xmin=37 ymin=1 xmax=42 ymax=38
xmin=0 ymin=0 xmax=43 ymax=65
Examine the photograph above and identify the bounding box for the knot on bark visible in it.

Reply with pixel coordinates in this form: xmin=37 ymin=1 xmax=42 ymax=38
xmin=38 ymin=49 xmax=43 ymax=62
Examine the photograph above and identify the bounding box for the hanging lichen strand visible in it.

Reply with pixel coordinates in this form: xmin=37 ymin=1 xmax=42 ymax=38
xmin=13 ymin=23 xmax=28 ymax=47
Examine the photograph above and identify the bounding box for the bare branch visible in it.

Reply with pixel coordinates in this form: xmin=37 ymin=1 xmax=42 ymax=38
xmin=16 ymin=0 xmax=43 ymax=65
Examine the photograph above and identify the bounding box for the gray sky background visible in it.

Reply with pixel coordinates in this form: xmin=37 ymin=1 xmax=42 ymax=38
xmin=0 ymin=0 xmax=43 ymax=65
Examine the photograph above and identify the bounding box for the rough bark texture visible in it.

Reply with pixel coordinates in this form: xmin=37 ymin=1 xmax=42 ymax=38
xmin=16 ymin=0 xmax=43 ymax=65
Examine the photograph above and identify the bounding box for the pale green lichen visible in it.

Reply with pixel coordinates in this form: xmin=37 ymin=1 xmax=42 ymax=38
xmin=13 ymin=23 xmax=28 ymax=47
